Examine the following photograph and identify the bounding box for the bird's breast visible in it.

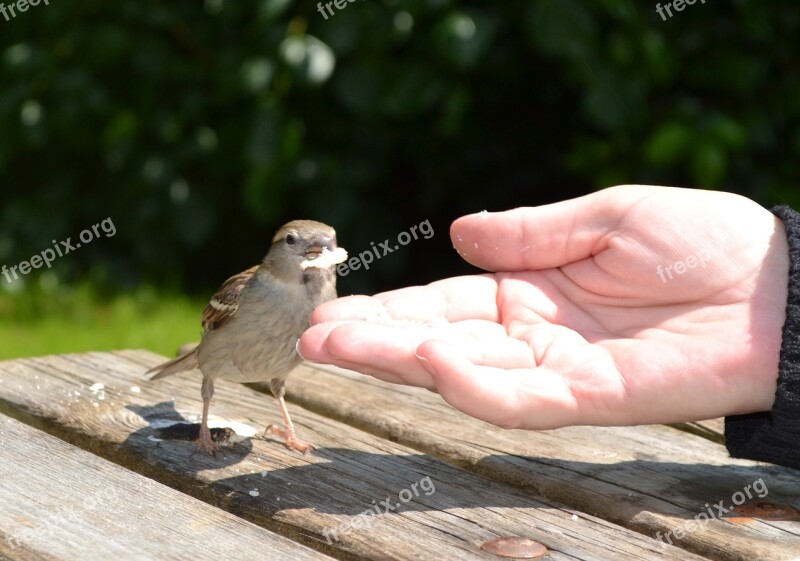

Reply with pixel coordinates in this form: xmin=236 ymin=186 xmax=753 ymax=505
xmin=196 ymin=268 xmax=334 ymax=383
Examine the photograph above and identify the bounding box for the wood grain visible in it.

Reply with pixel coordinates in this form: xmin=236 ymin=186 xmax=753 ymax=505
xmin=0 ymin=351 xmax=711 ymax=561
xmin=0 ymin=413 xmax=332 ymax=561
xmin=273 ymin=362 xmax=800 ymax=561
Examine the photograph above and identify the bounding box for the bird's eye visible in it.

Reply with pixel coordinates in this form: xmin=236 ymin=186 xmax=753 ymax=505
xmin=285 ymin=233 xmax=297 ymax=245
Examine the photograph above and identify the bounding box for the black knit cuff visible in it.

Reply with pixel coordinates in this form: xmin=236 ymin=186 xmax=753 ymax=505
xmin=724 ymin=205 xmax=800 ymax=470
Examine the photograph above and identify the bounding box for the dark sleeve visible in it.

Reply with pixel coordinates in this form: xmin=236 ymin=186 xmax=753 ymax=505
xmin=724 ymin=205 xmax=800 ymax=470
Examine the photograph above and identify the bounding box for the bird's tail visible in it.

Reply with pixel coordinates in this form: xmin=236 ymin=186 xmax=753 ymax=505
xmin=146 ymin=347 xmax=199 ymax=380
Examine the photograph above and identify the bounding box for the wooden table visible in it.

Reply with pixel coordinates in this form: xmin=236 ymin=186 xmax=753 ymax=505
xmin=0 ymin=351 xmax=798 ymax=560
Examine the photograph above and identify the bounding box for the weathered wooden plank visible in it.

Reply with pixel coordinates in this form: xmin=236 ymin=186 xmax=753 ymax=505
xmin=0 ymin=413 xmax=333 ymax=561
xmin=264 ymin=362 xmax=799 ymax=561
xmin=667 ymin=419 xmax=725 ymax=444
xmin=0 ymin=352 xmax=709 ymax=561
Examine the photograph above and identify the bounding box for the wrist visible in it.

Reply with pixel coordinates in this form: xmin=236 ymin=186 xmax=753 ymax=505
xmin=744 ymin=213 xmax=789 ymax=412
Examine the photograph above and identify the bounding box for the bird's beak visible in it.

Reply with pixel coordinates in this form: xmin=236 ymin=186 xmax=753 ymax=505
xmin=305 ymin=236 xmax=334 ymax=258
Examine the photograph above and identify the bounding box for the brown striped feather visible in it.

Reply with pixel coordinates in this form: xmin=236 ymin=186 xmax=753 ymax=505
xmin=201 ymin=265 xmax=259 ymax=331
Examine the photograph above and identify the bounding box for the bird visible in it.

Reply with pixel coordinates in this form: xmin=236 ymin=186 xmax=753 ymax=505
xmin=146 ymin=220 xmax=347 ymax=456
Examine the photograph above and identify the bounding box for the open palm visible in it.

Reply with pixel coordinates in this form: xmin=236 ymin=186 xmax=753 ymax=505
xmin=299 ymin=186 xmax=788 ymax=429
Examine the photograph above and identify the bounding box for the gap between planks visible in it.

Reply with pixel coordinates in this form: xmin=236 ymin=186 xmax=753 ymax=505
xmin=0 ymin=351 xmax=719 ymax=561
xmin=0 ymin=413 xmax=335 ymax=561
xmin=266 ymin=360 xmax=799 ymax=561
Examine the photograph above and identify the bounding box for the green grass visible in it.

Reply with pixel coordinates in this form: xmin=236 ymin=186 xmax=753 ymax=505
xmin=0 ymin=281 xmax=204 ymax=361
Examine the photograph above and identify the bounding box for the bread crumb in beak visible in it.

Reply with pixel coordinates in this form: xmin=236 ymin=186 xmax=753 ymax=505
xmin=301 ymin=246 xmax=348 ymax=270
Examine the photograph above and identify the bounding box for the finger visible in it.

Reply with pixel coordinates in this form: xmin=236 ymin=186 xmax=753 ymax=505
xmin=310 ymin=295 xmax=391 ymax=324
xmin=298 ymin=322 xmax=422 ymax=386
xmin=311 ymin=275 xmax=501 ymax=325
xmin=300 ymin=321 xmax=437 ymax=388
xmin=299 ymin=319 xmax=536 ymax=388
xmin=416 ymin=340 xmax=579 ymax=430
xmin=450 ymin=185 xmax=657 ymax=272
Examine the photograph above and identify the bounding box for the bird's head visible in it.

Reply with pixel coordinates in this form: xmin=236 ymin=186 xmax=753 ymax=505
xmin=264 ymin=220 xmax=347 ymax=279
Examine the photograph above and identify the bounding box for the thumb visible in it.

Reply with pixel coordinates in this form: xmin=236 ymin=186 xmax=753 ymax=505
xmin=450 ymin=185 xmax=656 ymax=272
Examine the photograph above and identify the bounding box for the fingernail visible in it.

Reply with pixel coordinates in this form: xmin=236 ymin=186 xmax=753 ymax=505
xmin=416 ymin=352 xmax=437 ymax=376
xmin=295 ymin=339 xmax=308 ymax=361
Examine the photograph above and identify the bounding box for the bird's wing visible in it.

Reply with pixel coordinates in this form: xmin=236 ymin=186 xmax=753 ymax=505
xmin=201 ymin=265 xmax=259 ymax=332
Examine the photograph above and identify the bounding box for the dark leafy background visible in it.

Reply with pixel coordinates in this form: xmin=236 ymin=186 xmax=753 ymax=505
xmin=1 ymin=0 xmax=799 ymax=299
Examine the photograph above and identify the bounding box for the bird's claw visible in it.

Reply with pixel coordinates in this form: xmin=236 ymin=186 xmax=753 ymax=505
xmin=265 ymin=424 xmax=315 ymax=454
xmin=196 ymin=427 xmax=225 ymax=457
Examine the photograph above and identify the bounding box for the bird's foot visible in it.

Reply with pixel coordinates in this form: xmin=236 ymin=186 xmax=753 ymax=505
xmin=265 ymin=424 xmax=315 ymax=454
xmin=196 ymin=426 xmax=224 ymax=457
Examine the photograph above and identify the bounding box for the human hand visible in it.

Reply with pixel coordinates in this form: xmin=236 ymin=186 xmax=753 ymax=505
xmin=298 ymin=186 xmax=789 ymax=429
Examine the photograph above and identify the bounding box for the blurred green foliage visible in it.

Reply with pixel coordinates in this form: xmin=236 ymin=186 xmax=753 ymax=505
xmin=0 ymin=283 xmax=202 ymax=359
xmin=1 ymin=0 xmax=799 ymax=305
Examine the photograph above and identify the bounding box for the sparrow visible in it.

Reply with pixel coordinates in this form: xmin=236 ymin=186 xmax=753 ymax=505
xmin=146 ymin=220 xmax=347 ymax=456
